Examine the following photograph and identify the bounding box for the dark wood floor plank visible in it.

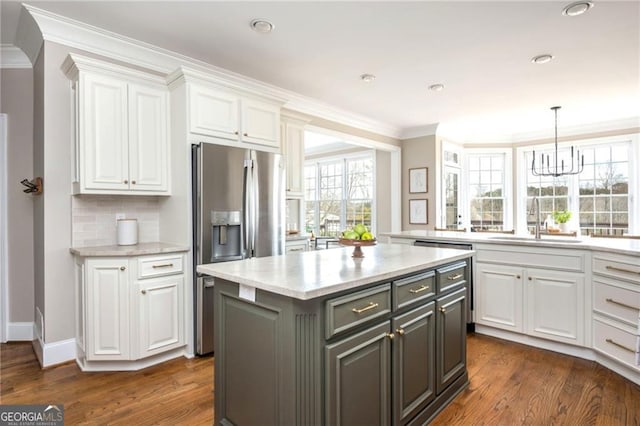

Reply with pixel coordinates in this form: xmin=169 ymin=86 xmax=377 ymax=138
xmin=2 ymin=334 xmax=639 ymax=424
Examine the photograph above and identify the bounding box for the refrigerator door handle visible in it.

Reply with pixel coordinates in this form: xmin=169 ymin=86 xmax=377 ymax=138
xmin=243 ymin=158 xmax=253 ymax=257
xmin=250 ymin=153 xmax=259 ymax=258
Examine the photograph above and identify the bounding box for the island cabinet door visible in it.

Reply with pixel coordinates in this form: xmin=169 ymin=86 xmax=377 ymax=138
xmin=436 ymin=288 xmax=467 ymax=395
xmin=392 ymin=302 xmax=436 ymax=425
xmin=325 ymin=321 xmax=392 ymax=426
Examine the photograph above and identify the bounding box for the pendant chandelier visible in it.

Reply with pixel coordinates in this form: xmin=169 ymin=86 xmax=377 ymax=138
xmin=531 ymin=106 xmax=584 ymax=177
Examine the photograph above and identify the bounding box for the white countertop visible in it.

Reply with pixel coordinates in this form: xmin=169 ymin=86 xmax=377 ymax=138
xmin=197 ymin=243 xmax=473 ymax=300
xmin=70 ymin=242 xmax=189 ymax=257
xmin=382 ymin=230 xmax=640 ymax=256
xmin=286 ymin=234 xmax=310 ymax=242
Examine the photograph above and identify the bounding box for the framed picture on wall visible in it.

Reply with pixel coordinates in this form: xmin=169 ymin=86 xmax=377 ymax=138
xmin=409 ymin=167 xmax=428 ymax=193
xmin=409 ymin=199 xmax=428 ymax=224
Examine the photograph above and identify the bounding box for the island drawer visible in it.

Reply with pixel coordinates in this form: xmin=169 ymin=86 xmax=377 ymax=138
xmin=138 ymin=254 xmax=184 ymax=279
xmin=436 ymin=262 xmax=467 ymax=293
xmin=593 ymin=280 xmax=640 ymax=327
xmin=325 ymin=284 xmax=391 ymax=339
xmin=593 ymin=254 xmax=640 ymax=285
xmin=393 ymin=271 xmax=435 ymax=310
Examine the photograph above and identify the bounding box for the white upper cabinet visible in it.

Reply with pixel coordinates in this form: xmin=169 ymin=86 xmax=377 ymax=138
xmin=63 ymin=54 xmax=170 ymax=195
xmin=169 ymin=67 xmax=284 ymax=151
xmin=189 ymin=85 xmax=239 ymax=139
xmin=188 ymin=83 xmax=280 ymax=149
xmin=281 ymin=114 xmax=308 ymax=197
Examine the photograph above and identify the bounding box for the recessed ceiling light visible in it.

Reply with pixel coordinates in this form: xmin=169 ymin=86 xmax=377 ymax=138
xmin=250 ymin=19 xmax=274 ymax=34
xmin=562 ymin=1 xmax=594 ymax=16
xmin=531 ymin=54 xmax=554 ymax=64
xmin=429 ymin=83 xmax=445 ymax=92
xmin=360 ymin=74 xmax=376 ymax=83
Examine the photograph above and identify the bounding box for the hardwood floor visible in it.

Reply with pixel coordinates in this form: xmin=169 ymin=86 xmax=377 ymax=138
xmin=1 ymin=334 xmax=639 ymax=425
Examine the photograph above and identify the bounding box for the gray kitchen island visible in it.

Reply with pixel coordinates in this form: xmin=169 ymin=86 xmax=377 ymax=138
xmin=197 ymin=243 xmax=474 ymax=425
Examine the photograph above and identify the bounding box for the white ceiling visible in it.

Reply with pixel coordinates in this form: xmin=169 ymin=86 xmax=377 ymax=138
xmin=2 ymin=1 xmax=639 ymax=143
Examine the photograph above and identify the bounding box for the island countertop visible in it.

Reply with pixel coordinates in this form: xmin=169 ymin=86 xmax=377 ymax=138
xmin=197 ymin=243 xmax=473 ymax=300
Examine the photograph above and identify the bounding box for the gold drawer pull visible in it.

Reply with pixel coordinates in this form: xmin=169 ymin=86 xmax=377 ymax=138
xmin=152 ymin=263 xmax=174 ymax=269
xmin=605 ymin=298 xmax=640 ymax=311
xmin=352 ymin=302 xmax=379 ymax=314
xmin=605 ymin=338 xmax=637 ymax=354
xmin=440 ymin=307 xmax=446 ymax=313
xmin=385 ymin=332 xmax=395 ymax=340
xmin=409 ymin=285 xmax=429 ymax=294
xmin=395 ymin=328 xmax=405 ymax=336
xmin=447 ymin=273 xmax=463 ymax=281
xmin=606 ymin=265 xmax=640 ymax=275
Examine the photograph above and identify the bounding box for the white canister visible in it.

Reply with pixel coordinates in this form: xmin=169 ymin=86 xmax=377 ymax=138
xmin=117 ymin=218 xmax=138 ymax=246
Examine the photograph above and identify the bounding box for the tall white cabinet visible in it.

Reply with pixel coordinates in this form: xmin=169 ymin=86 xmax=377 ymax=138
xmin=62 ymin=54 xmax=170 ymax=195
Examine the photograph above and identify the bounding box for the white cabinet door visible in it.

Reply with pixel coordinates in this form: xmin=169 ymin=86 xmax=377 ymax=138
xmin=285 ymin=240 xmax=308 ymax=253
xmin=86 ymin=258 xmax=130 ymax=360
xmin=475 ymin=263 xmax=524 ymax=332
xmin=241 ymin=98 xmax=280 ymax=148
xmin=136 ymin=275 xmax=184 ymax=358
xmin=128 ymin=83 xmax=169 ymax=192
xmin=283 ymin=120 xmax=305 ymax=195
xmin=189 ymin=85 xmax=239 ymax=139
xmin=526 ymin=268 xmax=584 ymax=345
xmin=81 ymin=73 xmax=129 ymax=191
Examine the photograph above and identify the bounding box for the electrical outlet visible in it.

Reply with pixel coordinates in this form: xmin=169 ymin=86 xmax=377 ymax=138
xmin=115 ymin=213 xmax=125 ymax=224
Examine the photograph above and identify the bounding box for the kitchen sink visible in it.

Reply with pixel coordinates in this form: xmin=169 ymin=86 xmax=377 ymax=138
xmin=487 ymin=235 xmax=584 ymax=244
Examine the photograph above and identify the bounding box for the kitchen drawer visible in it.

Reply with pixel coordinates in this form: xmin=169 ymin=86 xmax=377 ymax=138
xmin=393 ymin=271 xmax=435 ymax=310
xmin=593 ymin=318 xmax=639 ymax=370
xmin=593 ymin=254 xmax=640 ymax=285
xmin=325 ymin=284 xmax=391 ymax=339
xmin=436 ymin=262 xmax=466 ymax=293
xmin=138 ymin=254 xmax=184 ymax=279
xmin=593 ymin=280 xmax=640 ymax=327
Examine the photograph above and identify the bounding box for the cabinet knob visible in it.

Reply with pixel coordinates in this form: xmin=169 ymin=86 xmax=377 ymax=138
xmin=528 ymin=277 xmax=532 ymax=281
xmin=243 ymin=133 xmax=248 ymax=137
xmin=141 ymin=289 xmax=147 ymax=295
xmin=395 ymin=328 xmax=405 ymax=336
xmin=439 ymin=307 xmax=447 ymax=313
xmin=516 ymin=275 xmax=521 ymax=279
xmin=235 ymin=131 xmax=239 ymax=135
xmin=385 ymin=332 xmax=395 ymax=340
xmin=120 ymin=266 xmax=126 ymax=271
xmin=124 ymin=180 xmax=128 ymax=184
xmin=131 ymin=180 xmax=136 ymax=185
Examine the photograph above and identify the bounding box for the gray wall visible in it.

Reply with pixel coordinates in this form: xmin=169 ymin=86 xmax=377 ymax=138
xmin=0 ymin=67 xmax=35 ymax=323
xmin=401 ymin=134 xmax=437 ymax=230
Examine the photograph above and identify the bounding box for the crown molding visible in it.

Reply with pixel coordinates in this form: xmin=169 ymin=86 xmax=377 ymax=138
xmin=0 ymin=45 xmax=31 ymax=69
xmin=399 ymin=123 xmax=439 ymax=140
xmin=22 ymin=4 xmax=401 ymax=139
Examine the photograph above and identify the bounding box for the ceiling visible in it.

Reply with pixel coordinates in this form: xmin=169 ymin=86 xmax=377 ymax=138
xmin=2 ymin=1 xmax=639 ymax=142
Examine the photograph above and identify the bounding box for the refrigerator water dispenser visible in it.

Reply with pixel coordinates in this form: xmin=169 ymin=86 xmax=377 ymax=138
xmin=210 ymin=210 xmax=244 ymax=262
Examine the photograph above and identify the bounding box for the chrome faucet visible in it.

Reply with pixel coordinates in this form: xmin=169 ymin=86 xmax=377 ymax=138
xmin=529 ymin=197 xmax=541 ymax=240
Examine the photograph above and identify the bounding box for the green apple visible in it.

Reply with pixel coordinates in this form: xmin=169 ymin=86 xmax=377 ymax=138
xmin=353 ymin=224 xmax=368 ymax=236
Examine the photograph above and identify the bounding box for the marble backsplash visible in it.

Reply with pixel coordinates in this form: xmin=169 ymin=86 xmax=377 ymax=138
xmin=72 ymin=195 xmax=160 ymax=247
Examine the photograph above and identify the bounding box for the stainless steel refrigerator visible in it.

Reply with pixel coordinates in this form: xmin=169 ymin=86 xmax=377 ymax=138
xmin=192 ymin=143 xmax=285 ymax=355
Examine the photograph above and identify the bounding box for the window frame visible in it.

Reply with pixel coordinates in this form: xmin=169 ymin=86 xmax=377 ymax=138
xmin=463 ymin=147 xmax=513 ymax=232
xmin=304 ymin=150 xmax=377 ymax=236
xmin=515 ymin=134 xmax=638 ymax=235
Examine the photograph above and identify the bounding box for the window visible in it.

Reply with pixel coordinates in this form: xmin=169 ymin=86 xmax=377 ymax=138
xmin=578 ymin=143 xmax=630 ymax=236
xmin=520 ymin=138 xmax=633 ymax=236
xmin=525 ymin=149 xmax=570 ymax=233
xmin=305 ymin=153 xmax=375 ymax=237
xmin=468 ymin=154 xmax=506 ymax=231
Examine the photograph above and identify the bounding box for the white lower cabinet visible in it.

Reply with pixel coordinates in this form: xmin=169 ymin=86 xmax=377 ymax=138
xmin=77 ymin=253 xmax=185 ymax=366
xmin=136 ymin=275 xmax=184 ymax=358
xmin=474 ymin=244 xmax=587 ymax=347
xmin=285 ymin=239 xmax=308 ymax=253
xmin=85 ymin=258 xmax=130 ymax=360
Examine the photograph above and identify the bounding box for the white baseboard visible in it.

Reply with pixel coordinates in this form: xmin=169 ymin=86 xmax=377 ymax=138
xmin=7 ymin=322 xmax=34 ymax=341
xmin=31 ymin=335 xmax=76 ymax=368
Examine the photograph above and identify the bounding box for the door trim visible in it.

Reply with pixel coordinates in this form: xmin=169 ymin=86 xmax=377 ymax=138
xmin=1 ymin=114 xmax=8 ymax=342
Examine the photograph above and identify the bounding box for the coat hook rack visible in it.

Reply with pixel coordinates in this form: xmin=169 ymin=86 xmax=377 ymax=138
xmin=20 ymin=177 xmax=43 ymax=195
